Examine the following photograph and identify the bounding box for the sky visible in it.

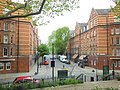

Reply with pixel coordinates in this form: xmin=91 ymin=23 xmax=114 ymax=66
xmin=38 ymin=0 xmax=115 ymax=44
xmin=12 ymin=0 xmax=115 ymax=44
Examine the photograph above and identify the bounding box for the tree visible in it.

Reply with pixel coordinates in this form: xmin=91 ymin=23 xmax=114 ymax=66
xmin=48 ymin=26 xmax=70 ymax=55
xmin=111 ymin=0 xmax=120 ymax=18
xmin=37 ymin=43 xmax=49 ymax=62
xmin=0 ymin=0 xmax=80 ymax=25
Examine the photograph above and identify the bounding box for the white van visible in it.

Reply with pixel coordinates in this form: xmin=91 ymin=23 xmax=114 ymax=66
xmin=60 ymin=55 xmax=68 ymax=63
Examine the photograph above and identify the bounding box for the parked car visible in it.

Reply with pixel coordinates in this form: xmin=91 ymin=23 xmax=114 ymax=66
xmin=44 ymin=60 xmax=49 ymax=65
xmin=13 ymin=76 xmax=40 ymax=84
xmin=60 ymin=55 xmax=70 ymax=64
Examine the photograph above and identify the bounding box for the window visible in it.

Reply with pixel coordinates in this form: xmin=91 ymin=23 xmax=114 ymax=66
xmin=116 ymin=37 xmax=119 ymax=45
xmin=10 ymin=47 xmax=13 ymax=56
xmin=4 ymin=22 xmax=9 ymax=31
xmin=3 ymin=47 xmax=8 ymax=57
xmin=116 ymin=48 xmax=120 ymax=56
xmin=94 ymin=60 xmax=96 ymax=65
xmin=11 ymin=22 xmax=14 ymax=30
xmin=112 ymin=48 xmax=114 ymax=56
xmin=91 ymin=31 xmax=93 ymax=37
xmin=111 ymin=38 xmax=114 ymax=45
xmin=0 ymin=23 xmax=1 ymax=30
xmin=118 ymin=61 xmax=120 ymax=67
xmin=0 ymin=63 xmax=4 ymax=71
xmin=94 ymin=20 xmax=96 ymax=26
xmin=11 ymin=35 xmax=14 ymax=43
xmin=91 ymin=60 xmax=93 ymax=65
xmin=111 ymin=29 xmax=114 ymax=35
xmin=90 ymin=21 xmax=93 ymax=28
xmin=93 ymin=30 xmax=96 ymax=36
xmin=4 ymin=35 xmax=8 ymax=43
xmin=114 ymin=16 xmax=119 ymax=22
xmin=0 ymin=34 xmax=1 ymax=43
xmin=114 ymin=61 xmax=117 ymax=67
xmin=116 ymin=28 xmax=119 ymax=34
xmin=6 ymin=62 xmax=11 ymax=70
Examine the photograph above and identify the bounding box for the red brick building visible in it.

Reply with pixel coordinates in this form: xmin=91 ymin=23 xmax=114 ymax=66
xmin=0 ymin=1 xmax=38 ymax=73
xmin=67 ymin=8 xmax=120 ymax=70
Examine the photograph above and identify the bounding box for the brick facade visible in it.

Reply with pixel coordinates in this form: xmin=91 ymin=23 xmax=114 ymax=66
xmin=67 ymin=8 xmax=120 ymax=70
xmin=0 ymin=1 xmax=38 ymax=74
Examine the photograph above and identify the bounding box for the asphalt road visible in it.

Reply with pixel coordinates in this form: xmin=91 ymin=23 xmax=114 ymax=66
xmin=0 ymin=55 xmax=102 ymax=84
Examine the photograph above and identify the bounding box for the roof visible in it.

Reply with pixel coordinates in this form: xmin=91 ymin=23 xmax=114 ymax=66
xmin=78 ymin=23 xmax=87 ymax=28
xmin=95 ymin=9 xmax=110 ymax=15
xmin=78 ymin=23 xmax=88 ymax=32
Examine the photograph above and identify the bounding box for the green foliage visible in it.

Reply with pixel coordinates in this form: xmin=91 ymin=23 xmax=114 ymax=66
xmin=0 ymin=0 xmax=80 ymax=25
xmin=48 ymin=26 xmax=70 ymax=55
xmin=0 ymin=78 xmax=81 ymax=89
xmin=111 ymin=0 xmax=120 ymax=18
xmin=37 ymin=43 xmax=49 ymax=57
xmin=58 ymin=78 xmax=81 ymax=85
xmin=116 ymin=75 xmax=120 ymax=81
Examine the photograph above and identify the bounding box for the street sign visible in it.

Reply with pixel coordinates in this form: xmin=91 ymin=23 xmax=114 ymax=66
xmin=51 ymin=61 xmax=55 ymax=67
xmin=103 ymin=65 xmax=109 ymax=80
xmin=58 ymin=70 xmax=68 ymax=79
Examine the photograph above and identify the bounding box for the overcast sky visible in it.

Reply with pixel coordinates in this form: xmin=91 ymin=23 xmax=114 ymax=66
xmin=12 ymin=0 xmax=115 ymax=44
xmin=38 ymin=0 xmax=115 ymax=44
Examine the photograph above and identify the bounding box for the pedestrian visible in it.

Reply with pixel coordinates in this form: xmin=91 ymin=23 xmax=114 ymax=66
xmin=40 ymin=62 xmax=41 ymax=68
xmin=63 ymin=65 xmax=65 ymax=69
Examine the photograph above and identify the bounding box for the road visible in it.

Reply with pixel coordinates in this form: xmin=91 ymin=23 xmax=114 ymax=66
xmin=33 ymin=55 xmax=101 ymax=82
xmin=0 ymin=55 xmax=103 ymax=84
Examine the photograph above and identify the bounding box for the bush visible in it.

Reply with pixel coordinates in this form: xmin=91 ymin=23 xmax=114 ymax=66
xmin=58 ymin=78 xmax=81 ymax=85
xmin=116 ymin=75 xmax=120 ymax=81
xmin=0 ymin=78 xmax=81 ymax=89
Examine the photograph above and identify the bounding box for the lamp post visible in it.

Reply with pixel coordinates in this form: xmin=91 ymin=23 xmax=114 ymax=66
xmin=112 ymin=63 xmax=115 ymax=79
xmin=16 ymin=10 xmax=19 ymax=73
xmin=96 ymin=56 xmax=98 ymax=81
xmin=51 ymin=43 xmax=55 ymax=82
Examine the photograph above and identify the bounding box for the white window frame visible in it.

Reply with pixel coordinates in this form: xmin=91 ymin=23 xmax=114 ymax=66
xmin=4 ymin=35 xmax=8 ymax=43
xmin=93 ymin=30 xmax=96 ymax=36
xmin=4 ymin=22 xmax=9 ymax=31
xmin=114 ymin=61 xmax=117 ymax=67
xmin=116 ymin=28 xmax=119 ymax=34
xmin=111 ymin=38 xmax=114 ymax=45
xmin=94 ymin=60 xmax=96 ymax=66
xmin=114 ymin=16 xmax=119 ymax=22
xmin=6 ymin=62 xmax=11 ymax=70
xmin=11 ymin=22 xmax=14 ymax=30
xmin=10 ymin=47 xmax=13 ymax=56
xmin=116 ymin=48 xmax=120 ymax=56
xmin=0 ymin=63 xmax=4 ymax=71
xmin=116 ymin=37 xmax=119 ymax=45
xmin=3 ymin=47 xmax=8 ymax=57
xmin=111 ymin=29 xmax=114 ymax=35
xmin=118 ymin=61 xmax=120 ymax=67
xmin=112 ymin=48 xmax=114 ymax=56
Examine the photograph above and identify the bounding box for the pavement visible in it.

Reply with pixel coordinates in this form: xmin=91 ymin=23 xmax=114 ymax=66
xmin=0 ymin=59 xmax=120 ymax=83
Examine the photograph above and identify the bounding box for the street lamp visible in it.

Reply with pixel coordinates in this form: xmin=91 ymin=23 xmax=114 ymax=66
xmin=51 ymin=43 xmax=55 ymax=82
xmin=16 ymin=9 xmax=19 ymax=73
xmin=96 ymin=56 xmax=98 ymax=81
xmin=112 ymin=63 xmax=115 ymax=79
